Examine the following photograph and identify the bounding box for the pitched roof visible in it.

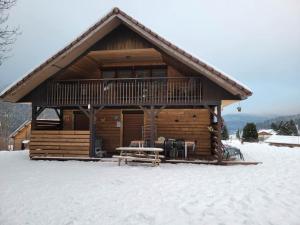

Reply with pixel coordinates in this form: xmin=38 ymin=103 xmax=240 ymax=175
xmin=0 ymin=7 xmax=252 ymax=102
xmin=9 ymin=120 xmax=31 ymax=138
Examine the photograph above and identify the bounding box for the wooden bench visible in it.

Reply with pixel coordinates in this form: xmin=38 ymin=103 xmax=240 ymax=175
xmin=114 ymin=147 xmax=163 ymax=166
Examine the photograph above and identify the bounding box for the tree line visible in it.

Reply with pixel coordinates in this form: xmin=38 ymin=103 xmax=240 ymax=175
xmin=222 ymin=119 xmax=299 ymax=142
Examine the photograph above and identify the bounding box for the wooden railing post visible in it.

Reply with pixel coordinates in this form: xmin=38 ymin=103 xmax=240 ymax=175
xmin=150 ymin=106 xmax=155 ymax=147
xmin=47 ymin=77 xmax=203 ymax=107
xmin=89 ymin=106 xmax=96 ymax=157
xmin=216 ymin=104 xmax=223 ymax=164
xmin=31 ymin=105 xmax=37 ymax=131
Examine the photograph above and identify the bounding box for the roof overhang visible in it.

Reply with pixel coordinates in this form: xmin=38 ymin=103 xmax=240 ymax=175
xmin=0 ymin=8 xmax=252 ymax=103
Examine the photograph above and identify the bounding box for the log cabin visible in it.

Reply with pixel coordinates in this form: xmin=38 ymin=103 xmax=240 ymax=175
xmin=0 ymin=8 xmax=252 ymax=162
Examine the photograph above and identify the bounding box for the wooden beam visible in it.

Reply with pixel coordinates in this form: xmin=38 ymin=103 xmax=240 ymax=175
xmin=149 ymin=106 xmax=155 ymax=147
xmin=36 ymin=106 xmax=46 ymax=117
xmin=78 ymin=106 xmax=90 ymax=118
xmin=89 ymin=106 xmax=95 ymax=157
xmin=54 ymin=108 xmax=61 ymax=118
xmin=31 ymin=105 xmax=37 ymax=130
xmin=85 ymin=55 xmax=103 ymax=69
xmin=216 ymin=104 xmax=223 ymax=164
xmin=95 ymin=105 xmax=105 ymax=112
xmin=59 ymin=108 xmax=64 ymax=130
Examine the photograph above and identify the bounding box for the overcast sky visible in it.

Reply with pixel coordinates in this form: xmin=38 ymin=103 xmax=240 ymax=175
xmin=0 ymin=0 xmax=299 ymax=115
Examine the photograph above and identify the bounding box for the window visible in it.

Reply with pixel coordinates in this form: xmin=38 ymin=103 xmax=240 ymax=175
xmin=117 ymin=69 xmax=133 ymax=78
xmin=136 ymin=69 xmax=151 ymax=78
xmin=152 ymin=68 xmax=167 ymax=77
xmin=102 ymin=70 xmax=115 ymax=79
xmin=101 ymin=66 xmax=167 ymax=79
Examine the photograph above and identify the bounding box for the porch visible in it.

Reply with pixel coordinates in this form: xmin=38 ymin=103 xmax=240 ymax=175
xmin=29 ymin=107 xmax=223 ymax=162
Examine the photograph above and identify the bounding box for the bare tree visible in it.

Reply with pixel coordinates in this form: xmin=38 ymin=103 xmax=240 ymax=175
xmin=0 ymin=0 xmax=18 ymax=65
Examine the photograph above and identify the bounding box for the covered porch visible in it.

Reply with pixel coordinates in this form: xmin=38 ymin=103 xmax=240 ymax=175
xmin=29 ymin=110 xmax=223 ymax=162
xmin=29 ymin=77 xmax=223 ymax=162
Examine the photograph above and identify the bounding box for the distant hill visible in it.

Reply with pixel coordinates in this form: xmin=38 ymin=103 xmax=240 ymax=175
xmin=224 ymin=113 xmax=300 ymax=134
xmin=256 ymin=114 xmax=300 ymax=130
xmin=223 ymin=113 xmax=275 ymax=134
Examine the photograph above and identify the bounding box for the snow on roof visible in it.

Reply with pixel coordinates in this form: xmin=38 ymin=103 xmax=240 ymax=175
xmin=258 ymin=129 xmax=276 ymax=135
xmin=9 ymin=120 xmax=31 ymax=138
xmin=265 ymin=135 xmax=300 ymax=145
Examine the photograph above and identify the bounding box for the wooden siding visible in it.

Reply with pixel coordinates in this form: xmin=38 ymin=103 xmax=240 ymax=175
xmin=11 ymin=123 xmax=31 ymax=150
xmin=122 ymin=111 xmax=144 ymax=147
xmin=59 ymin=108 xmax=212 ymax=157
xmin=92 ymin=25 xmax=152 ymax=51
xmin=144 ymin=109 xmax=212 ymax=156
xmin=95 ymin=109 xmax=122 ymax=152
xmin=29 ymin=130 xmax=90 ymax=158
xmin=63 ymin=110 xmax=74 ymax=130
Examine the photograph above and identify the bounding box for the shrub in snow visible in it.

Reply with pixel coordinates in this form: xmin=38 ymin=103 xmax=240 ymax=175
xmin=242 ymin=123 xmax=258 ymax=142
xmin=221 ymin=125 xmax=229 ymax=140
xmin=271 ymin=120 xmax=299 ymax=136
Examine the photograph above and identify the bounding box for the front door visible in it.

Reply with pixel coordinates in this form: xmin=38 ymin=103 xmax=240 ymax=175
xmin=74 ymin=112 xmax=89 ymax=130
xmin=122 ymin=111 xmax=144 ymax=147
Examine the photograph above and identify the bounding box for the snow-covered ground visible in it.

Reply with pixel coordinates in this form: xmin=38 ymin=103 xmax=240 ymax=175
xmin=266 ymin=135 xmax=300 ymax=145
xmin=1 ymin=142 xmax=300 ymax=225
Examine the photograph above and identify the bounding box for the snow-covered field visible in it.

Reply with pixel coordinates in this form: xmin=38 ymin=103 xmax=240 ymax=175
xmin=1 ymin=142 xmax=300 ymax=225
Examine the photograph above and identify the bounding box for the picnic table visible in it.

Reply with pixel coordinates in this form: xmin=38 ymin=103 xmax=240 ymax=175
xmin=113 ymin=147 xmax=164 ymax=166
xmin=130 ymin=140 xmax=196 ymax=159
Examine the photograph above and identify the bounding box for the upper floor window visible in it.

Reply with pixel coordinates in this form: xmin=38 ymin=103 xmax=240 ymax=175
xmin=101 ymin=66 xmax=167 ymax=79
xmin=102 ymin=70 xmax=115 ymax=79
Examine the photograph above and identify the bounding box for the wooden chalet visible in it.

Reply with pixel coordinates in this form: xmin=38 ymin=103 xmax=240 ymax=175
xmin=0 ymin=8 xmax=252 ymax=162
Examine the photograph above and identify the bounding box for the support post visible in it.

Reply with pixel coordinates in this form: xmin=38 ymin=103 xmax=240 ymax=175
xmin=216 ymin=104 xmax=223 ymax=164
xmin=139 ymin=105 xmax=165 ymax=147
xmin=55 ymin=108 xmax=64 ymax=130
xmin=59 ymin=108 xmax=64 ymax=130
xmin=150 ymin=106 xmax=155 ymax=147
xmin=31 ymin=105 xmax=37 ymax=130
xmin=89 ymin=106 xmax=96 ymax=157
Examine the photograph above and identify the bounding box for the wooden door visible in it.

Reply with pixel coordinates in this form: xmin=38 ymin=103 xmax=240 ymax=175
xmin=122 ymin=111 xmax=144 ymax=147
xmin=74 ymin=112 xmax=89 ymax=130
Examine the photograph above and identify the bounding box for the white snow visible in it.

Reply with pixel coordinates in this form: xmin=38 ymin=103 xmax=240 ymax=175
xmin=266 ymin=135 xmax=300 ymax=145
xmin=258 ymin=129 xmax=276 ymax=135
xmin=1 ymin=142 xmax=300 ymax=225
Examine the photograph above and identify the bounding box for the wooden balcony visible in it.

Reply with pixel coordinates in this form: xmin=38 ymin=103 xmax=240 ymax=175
xmin=41 ymin=77 xmax=203 ymax=107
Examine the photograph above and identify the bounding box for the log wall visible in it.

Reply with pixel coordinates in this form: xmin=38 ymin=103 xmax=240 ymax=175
xmin=95 ymin=109 xmax=122 ymax=153
xmin=29 ymin=130 xmax=90 ymax=158
xmin=144 ymin=109 xmax=212 ymax=156
xmin=59 ymin=108 xmax=212 ymax=157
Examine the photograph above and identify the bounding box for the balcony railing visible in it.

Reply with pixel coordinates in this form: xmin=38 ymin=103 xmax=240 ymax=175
xmin=42 ymin=77 xmax=202 ymax=106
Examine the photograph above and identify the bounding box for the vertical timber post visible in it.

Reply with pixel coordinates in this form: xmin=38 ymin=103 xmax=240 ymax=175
xmin=59 ymin=108 xmax=64 ymax=130
xmin=150 ymin=105 xmax=155 ymax=147
xmin=89 ymin=106 xmax=95 ymax=157
xmin=216 ymin=104 xmax=222 ymax=164
xmin=31 ymin=105 xmax=37 ymax=130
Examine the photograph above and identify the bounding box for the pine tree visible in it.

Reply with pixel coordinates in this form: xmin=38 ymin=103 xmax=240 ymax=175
xmin=236 ymin=129 xmax=240 ymax=140
xmin=242 ymin=123 xmax=258 ymax=142
xmin=271 ymin=122 xmax=278 ymax=131
xmin=289 ymin=120 xmax=298 ymax=136
xmin=221 ymin=125 xmax=229 ymax=140
xmin=277 ymin=120 xmax=298 ymax=136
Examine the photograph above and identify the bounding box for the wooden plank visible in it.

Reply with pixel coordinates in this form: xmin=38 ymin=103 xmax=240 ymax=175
xmin=30 ymin=150 xmax=89 ymax=155
xmin=30 ymin=142 xmax=90 ymax=146
xmin=31 ymin=130 xmax=90 ymax=135
xmin=30 ymin=145 xmax=89 ymax=150
xmin=30 ymin=134 xmax=90 ymax=139
xmin=30 ymin=138 xmax=90 ymax=143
